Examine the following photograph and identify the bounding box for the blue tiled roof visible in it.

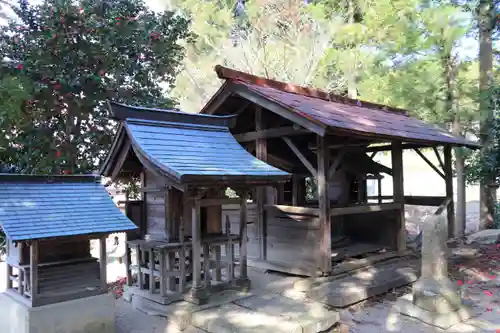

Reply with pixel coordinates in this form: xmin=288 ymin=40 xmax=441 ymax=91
xmin=0 ymin=175 xmax=137 ymax=241
xmin=124 ymin=118 xmax=289 ymax=179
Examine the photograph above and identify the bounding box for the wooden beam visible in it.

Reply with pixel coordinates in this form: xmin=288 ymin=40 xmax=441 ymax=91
xmin=330 ymin=203 xmax=401 ymax=216
xmin=110 ymin=140 xmax=131 ymax=181
xmin=366 ymin=142 xmax=433 ymax=152
xmin=433 ymin=147 xmax=445 ymax=171
xmin=391 ymin=141 xmax=406 ymax=253
xmin=327 ymin=149 xmax=346 ymax=180
xmin=199 ymin=198 xmax=240 ymax=207
xmin=99 ymin=236 xmax=107 ymax=292
xmin=30 ymin=240 xmax=39 ymax=302
xmin=267 ymin=153 xmax=294 ymax=172
xmin=283 ymin=137 xmax=317 ymax=177
xmin=414 ymin=148 xmax=446 ymax=179
xmin=444 ymin=145 xmax=455 ymax=238
xmin=265 ymin=204 xmax=320 ymax=216
xmin=317 ymin=135 xmax=331 ymax=274
xmin=234 ymin=88 xmax=326 ymax=136
xmin=370 ymin=151 xmax=378 ymax=159
xmin=404 ymin=196 xmax=447 ymax=206
xmin=234 ymin=126 xmax=309 ymax=142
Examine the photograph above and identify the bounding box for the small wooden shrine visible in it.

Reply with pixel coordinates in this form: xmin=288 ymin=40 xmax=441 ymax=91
xmin=198 ymin=65 xmax=479 ymax=277
xmin=100 ymin=102 xmax=290 ymax=304
xmin=0 ymin=174 xmax=137 ymax=307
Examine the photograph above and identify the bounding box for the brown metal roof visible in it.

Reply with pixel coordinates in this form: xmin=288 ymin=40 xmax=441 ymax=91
xmin=210 ymin=66 xmax=479 ymax=149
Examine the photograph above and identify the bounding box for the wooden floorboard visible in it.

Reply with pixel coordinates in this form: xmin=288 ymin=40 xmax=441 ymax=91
xmin=330 ymin=243 xmax=384 ymax=262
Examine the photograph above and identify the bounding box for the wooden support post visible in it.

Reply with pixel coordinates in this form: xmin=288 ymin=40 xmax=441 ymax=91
xmin=125 ymin=245 xmax=132 ymax=286
xmin=167 ymin=252 xmax=175 ymax=292
xmin=391 ymin=141 xmax=406 ymax=252
xmin=255 ymin=106 xmax=268 ymax=260
xmin=316 ymin=135 xmax=331 ymax=274
xmin=190 ymin=197 xmax=202 ymax=290
xmin=18 ymin=268 xmax=24 ymax=295
xmin=99 ymin=236 xmax=107 ymax=292
xmin=6 ymin=263 xmax=12 ymax=289
xmin=214 ymin=245 xmax=222 ymax=282
xmin=377 ymin=177 xmax=382 ymax=204
xmin=178 ymin=222 xmax=186 ymax=293
xmin=226 ymin=216 xmax=234 ymax=281
xmin=136 ymin=245 xmax=144 ymax=289
xmin=238 ymin=192 xmax=249 ymax=282
xmin=159 ymin=249 xmax=166 ymax=297
xmin=444 ymin=145 xmax=455 ymax=239
xmin=292 ymin=175 xmax=299 ymax=206
xmin=30 ymin=240 xmax=39 ymax=302
xmin=148 ymin=249 xmax=155 ymax=294
xmin=203 ymin=244 xmax=210 ymax=287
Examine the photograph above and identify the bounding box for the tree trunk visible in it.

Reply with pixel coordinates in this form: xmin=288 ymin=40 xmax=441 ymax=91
xmin=443 ymin=49 xmax=464 ymax=238
xmin=478 ymin=0 xmax=495 ymax=230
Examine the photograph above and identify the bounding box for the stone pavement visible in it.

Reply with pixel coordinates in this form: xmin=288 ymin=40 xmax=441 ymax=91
xmin=120 ymin=266 xmax=339 ymax=333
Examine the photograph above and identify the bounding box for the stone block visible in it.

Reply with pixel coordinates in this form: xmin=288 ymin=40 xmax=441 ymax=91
xmin=394 ymin=294 xmax=472 ymax=330
xmin=0 ymin=292 xmax=115 ymax=333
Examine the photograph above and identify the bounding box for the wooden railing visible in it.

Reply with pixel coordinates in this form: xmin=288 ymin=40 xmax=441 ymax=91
xmin=366 ymin=195 xmax=446 ymax=207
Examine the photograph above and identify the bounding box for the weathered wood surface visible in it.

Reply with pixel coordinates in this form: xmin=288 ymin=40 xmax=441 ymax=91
xmin=330 ymin=243 xmax=384 ymax=262
xmin=146 ymin=169 xmax=167 ymax=239
xmin=444 ymin=145 xmax=455 ymax=239
xmin=391 ymin=141 xmax=406 ymax=252
xmin=317 ymin=135 xmax=331 ymax=273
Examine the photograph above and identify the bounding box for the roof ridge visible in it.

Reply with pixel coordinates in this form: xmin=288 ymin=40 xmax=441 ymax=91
xmin=0 ymin=174 xmax=100 ymax=183
xmin=214 ymin=65 xmax=408 ymax=116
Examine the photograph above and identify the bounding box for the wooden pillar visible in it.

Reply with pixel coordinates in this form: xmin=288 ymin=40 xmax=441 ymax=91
xmin=30 ymin=240 xmax=39 ymax=302
xmin=316 ymin=135 xmax=331 ymax=274
xmin=238 ymin=192 xmax=249 ymax=282
xmin=136 ymin=245 xmax=143 ymax=289
xmin=125 ymin=244 xmax=132 ymax=286
xmin=99 ymin=236 xmax=108 ymax=292
xmin=292 ymin=175 xmax=299 ymax=206
xmin=214 ymin=245 xmax=222 ymax=282
xmin=225 ymin=216 xmax=234 ymax=281
xmin=6 ymin=263 xmax=12 ymax=289
xmin=391 ymin=141 xmax=406 ymax=252
xmin=159 ymin=249 xmax=166 ymax=297
xmin=377 ymin=177 xmax=383 ymax=204
xmin=444 ymin=145 xmax=455 ymax=239
xmin=255 ymin=106 xmax=267 ymax=260
xmin=190 ymin=196 xmax=202 ymax=290
xmin=178 ymin=222 xmax=186 ymax=293
xmin=148 ymin=249 xmax=155 ymax=293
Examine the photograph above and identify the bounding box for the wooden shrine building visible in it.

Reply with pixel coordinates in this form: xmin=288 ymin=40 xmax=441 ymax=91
xmin=197 ymin=65 xmax=479 ymax=277
xmin=100 ymin=102 xmax=290 ymax=304
xmin=0 ymin=174 xmax=137 ymax=307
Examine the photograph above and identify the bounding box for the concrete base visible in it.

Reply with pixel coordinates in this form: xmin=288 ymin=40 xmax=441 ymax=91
xmin=0 ymin=292 xmax=115 ymax=333
xmin=394 ymin=294 xmax=472 ymax=330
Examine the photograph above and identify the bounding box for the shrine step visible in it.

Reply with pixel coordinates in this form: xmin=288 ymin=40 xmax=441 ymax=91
xmin=307 ymin=259 xmax=420 ymax=308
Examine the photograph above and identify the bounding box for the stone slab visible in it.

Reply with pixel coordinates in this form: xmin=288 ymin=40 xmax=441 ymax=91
xmin=307 ymin=260 xmax=419 ymax=308
xmin=0 ymin=291 xmax=115 ymax=333
xmin=394 ymin=294 xmax=472 ymax=330
xmin=466 ymin=229 xmax=500 ymax=245
xmin=234 ymin=294 xmax=339 ymax=333
xmin=131 ymin=288 xmax=253 ymax=330
xmin=191 ymin=303 xmax=304 ymax=333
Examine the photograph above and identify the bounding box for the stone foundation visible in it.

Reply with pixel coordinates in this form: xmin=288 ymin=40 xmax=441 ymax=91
xmin=0 ymin=292 xmax=115 ymax=333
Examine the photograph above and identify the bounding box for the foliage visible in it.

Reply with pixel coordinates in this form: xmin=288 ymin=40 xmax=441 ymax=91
xmin=0 ymin=0 xmax=191 ymax=174
xmin=466 ymin=86 xmax=500 ymax=185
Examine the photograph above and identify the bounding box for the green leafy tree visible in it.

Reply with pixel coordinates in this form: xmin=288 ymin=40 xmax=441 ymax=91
xmin=0 ymin=0 xmax=191 ymax=174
